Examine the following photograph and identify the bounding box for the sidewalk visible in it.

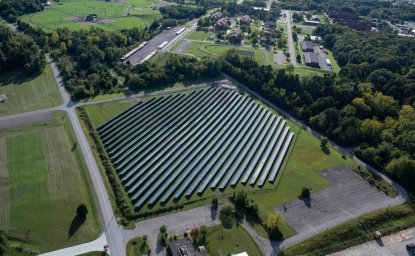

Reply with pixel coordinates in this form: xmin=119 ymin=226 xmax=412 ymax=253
xmin=40 ymin=233 xmax=108 ymax=256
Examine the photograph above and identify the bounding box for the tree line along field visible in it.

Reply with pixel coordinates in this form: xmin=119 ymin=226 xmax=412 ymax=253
xmin=97 ymin=87 xmax=294 ymax=210
xmin=20 ymin=0 xmax=162 ymax=32
xmin=0 ymin=66 xmax=62 ymax=116
xmin=0 ymin=112 xmax=101 ymax=253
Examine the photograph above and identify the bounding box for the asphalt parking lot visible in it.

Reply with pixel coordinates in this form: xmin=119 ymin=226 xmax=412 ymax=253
xmin=276 ymin=167 xmax=393 ymax=234
xmin=126 ymin=26 xmax=183 ymax=65
xmin=314 ymin=45 xmax=332 ymax=71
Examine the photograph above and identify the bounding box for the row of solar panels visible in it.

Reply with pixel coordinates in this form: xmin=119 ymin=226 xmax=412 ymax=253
xmin=98 ymin=88 xmax=294 ymax=209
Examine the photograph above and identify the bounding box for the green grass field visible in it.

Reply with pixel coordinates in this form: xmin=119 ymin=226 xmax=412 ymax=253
xmin=84 ymin=100 xmax=135 ymax=127
xmin=186 ymin=30 xmax=214 ymax=41
xmin=184 ymin=42 xmax=274 ymax=66
xmin=20 ymin=0 xmax=161 ymax=32
xmin=0 ymin=66 xmax=62 ymax=116
xmin=0 ymin=112 xmax=101 ymax=252
xmin=126 ymin=237 xmax=150 ymax=256
xmin=206 ymin=223 xmax=262 ymax=255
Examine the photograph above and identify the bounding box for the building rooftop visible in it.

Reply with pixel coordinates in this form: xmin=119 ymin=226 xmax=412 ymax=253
xmin=168 ymin=239 xmax=207 ymax=256
xmin=301 ymin=40 xmax=314 ymax=51
xmin=304 ymin=52 xmax=319 ymax=64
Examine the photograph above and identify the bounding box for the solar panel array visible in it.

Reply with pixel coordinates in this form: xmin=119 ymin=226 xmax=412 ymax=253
xmin=97 ymin=88 xmax=294 ymax=209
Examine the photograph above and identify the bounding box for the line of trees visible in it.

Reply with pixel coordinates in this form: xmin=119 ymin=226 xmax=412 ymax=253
xmin=0 ymin=0 xmax=45 ymax=22
xmin=276 ymin=0 xmax=415 ymax=22
xmin=220 ymin=25 xmax=415 ymax=190
xmin=126 ymin=54 xmax=221 ymax=91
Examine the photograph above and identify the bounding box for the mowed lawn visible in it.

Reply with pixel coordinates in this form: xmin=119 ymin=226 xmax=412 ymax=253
xmin=184 ymin=42 xmax=274 ymax=66
xmin=20 ymin=0 xmax=161 ymax=32
xmin=84 ymin=100 xmax=135 ymax=127
xmin=0 ymin=66 xmax=62 ymax=116
xmin=0 ymin=112 xmax=101 ymax=252
xmin=206 ymin=224 xmax=262 ymax=255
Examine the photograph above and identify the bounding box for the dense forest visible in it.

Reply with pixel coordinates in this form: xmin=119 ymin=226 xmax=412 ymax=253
xmin=0 ymin=25 xmax=45 ymax=74
xmin=220 ymin=24 xmax=415 ymax=190
xmin=16 ymin=20 xmax=162 ymax=98
xmin=159 ymin=5 xmax=206 ymax=21
xmin=277 ymin=0 xmax=415 ymax=21
xmin=0 ymin=0 xmax=45 ymax=22
xmin=126 ymin=54 xmax=221 ymax=90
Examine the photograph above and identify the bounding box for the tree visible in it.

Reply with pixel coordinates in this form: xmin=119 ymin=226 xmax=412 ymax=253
xmin=219 ymin=205 xmax=234 ymax=229
xmin=285 ymin=64 xmax=294 ymax=74
xmin=158 ymin=225 xmax=168 ymax=246
xmin=265 ymin=212 xmax=283 ymax=240
xmin=0 ymin=231 xmax=8 ymax=256
xmin=320 ymin=137 xmax=329 ymax=154
xmin=211 ymin=197 xmax=218 ymax=208
xmin=386 ymin=156 xmax=415 ymax=190
xmin=296 ymin=54 xmax=301 ymax=63
xmin=190 ymin=227 xmax=200 ymax=242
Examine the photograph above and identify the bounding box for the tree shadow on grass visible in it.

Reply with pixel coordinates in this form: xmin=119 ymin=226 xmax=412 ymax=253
xmin=211 ymin=205 xmax=218 ymax=221
xmin=68 ymin=213 xmax=86 ymax=238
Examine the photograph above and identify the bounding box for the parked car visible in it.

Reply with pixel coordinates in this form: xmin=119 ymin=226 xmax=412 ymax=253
xmin=407 ymin=243 xmax=415 ymax=255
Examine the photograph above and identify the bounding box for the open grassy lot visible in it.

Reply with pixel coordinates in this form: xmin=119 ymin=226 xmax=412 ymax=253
xmin=126 ymin=237 xmax=151 ymax=256
xmin=20 ymin=0 xmax=161 ymax=32
xmin=184 ymin=42 xmax=274 ymax=66
xmin=284 ymin=203 xmax=415 ymax=256
xmin=0 ymin=112 xmax=101 ymax=253
xmin=326 ymin=49 xmax=340 ymax=73
xmin=84 ymin=100 xmax=135 ymax=127
xmin=206 ymin=223 xmax=262 ymax=255
xmin=186 ymin=30 xmax=214 ymax=41
xmin=0 ymin=66 xmax=62 ymax=116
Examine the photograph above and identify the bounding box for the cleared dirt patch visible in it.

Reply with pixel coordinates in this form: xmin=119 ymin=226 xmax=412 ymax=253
xmin=276 ymin=167 xmax=393 ymax=234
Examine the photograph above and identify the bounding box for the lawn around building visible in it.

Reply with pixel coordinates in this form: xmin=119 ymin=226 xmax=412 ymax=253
xmin=20 ymin=0 xmax=161 ymax=32
xmin=126 ymin=237 xmax=151 ymax=256
xmin=206 ymin=223 xmax=262 ymax=255
xmin=0 ymin=111 xmax=101 ymax=253
xmin=0 ymin=66 xmax=62 ymax=116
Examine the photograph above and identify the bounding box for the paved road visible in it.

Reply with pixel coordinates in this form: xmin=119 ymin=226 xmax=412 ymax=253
xmin=283 ymin=10 xmax=297 ymax=66
xmin=48 ymin=56 xmax=126 ymax=256
xmin=329 ymin=227 xmax=415 ymax=256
